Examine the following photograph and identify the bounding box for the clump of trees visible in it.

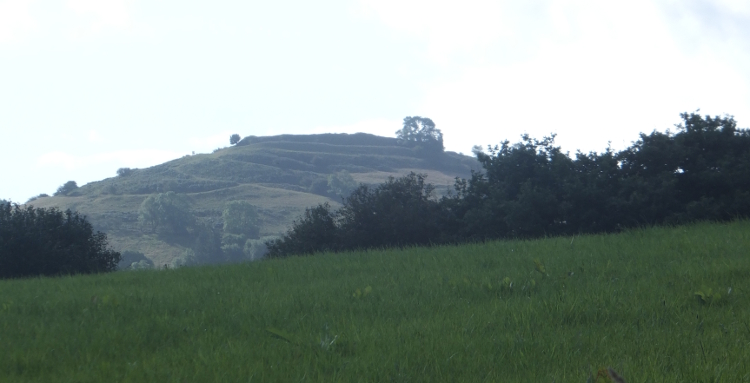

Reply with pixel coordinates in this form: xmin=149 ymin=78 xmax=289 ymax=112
xmin=137 ymin=192 xmax=271 ymax=266
xmin=267 ymin=112 xmax=750 ymax=257
xmin=0 ymin=203 xmax=120 ymax=278
xmin=396 ymin=116 xmax=444 ymax=153
xmin=138 ymin=191 xmax=194 ymax=234
xmin=54 ymin=181 xmax=79 ymax=196
xmin=266 ymin=173 xmax=447 ymax=257
xmin=221 ymin=200 xmax=261 ymax=262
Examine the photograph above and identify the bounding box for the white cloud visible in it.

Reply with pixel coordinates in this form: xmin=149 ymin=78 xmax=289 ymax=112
xmin=0 ymin=0 xmax=38 ymax=44
xmin=421 ymin=52 xmax=749 ymax=155
xmin=64 ymin=0 xmax=143 ymax=40
xmin=356 ymin=0 xmax=516 ymax=64
xmin=66 ymin=0 xmax=133 ymax=37
xmin=357 ymin=0 xmax=750 ymax=154
xmin=0 ymin=0 xmax=146 ymax=45
xmin=87 ymin=129 xmax=103 ymax=143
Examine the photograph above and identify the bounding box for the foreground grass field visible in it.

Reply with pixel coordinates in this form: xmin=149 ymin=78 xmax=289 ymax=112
xmin=2 ymin=221 xmax=749 ymax=382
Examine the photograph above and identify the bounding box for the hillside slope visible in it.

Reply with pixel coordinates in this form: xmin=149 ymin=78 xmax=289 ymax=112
xmin=28 ymin=133 xmax=480 ymax=266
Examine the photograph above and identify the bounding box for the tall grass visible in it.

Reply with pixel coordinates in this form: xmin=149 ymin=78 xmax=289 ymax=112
xmin=1 ymin=221 xmax=749 ymax=382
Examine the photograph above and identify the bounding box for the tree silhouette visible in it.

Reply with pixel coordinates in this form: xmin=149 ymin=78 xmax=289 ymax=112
xmin=230 ymin=134 xmax=241 ymax=145
xmin=395 ymin=116 xmax=444 ymax=152
xmin=0 ymin=203 xmax=120 ymax=278
xmin=54 ymin=181 xmax=78 ymax=196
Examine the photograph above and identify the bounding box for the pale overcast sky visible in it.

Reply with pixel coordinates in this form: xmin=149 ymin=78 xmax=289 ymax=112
xmin=1 ymin=0 xmax=749 ymax=203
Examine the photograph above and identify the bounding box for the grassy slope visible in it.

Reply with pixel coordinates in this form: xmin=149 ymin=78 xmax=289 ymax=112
xmin=2 ymin=221 xmax=749 ymax=382
xmin=27 ymin=134 xmax=479 ymax=265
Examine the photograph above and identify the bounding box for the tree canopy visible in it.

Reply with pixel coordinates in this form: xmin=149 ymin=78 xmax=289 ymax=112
xmin=395 ymin=116 xmax=444 ymax=152
xmin=267 ymin=112 xmax=750 ymax=257
xmin=138 ymin=192 xmax=194 ymax=234
xmin=230 ymin=134 xmax=241 ymax=145
xmin=0 ymin=203 xmax=120 ymax=278
xmin=54 ymin=180 xmax=78 ymax=196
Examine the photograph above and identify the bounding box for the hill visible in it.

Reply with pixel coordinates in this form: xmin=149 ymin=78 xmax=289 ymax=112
xmin=27 ymin=133 xmax=480 ymax=266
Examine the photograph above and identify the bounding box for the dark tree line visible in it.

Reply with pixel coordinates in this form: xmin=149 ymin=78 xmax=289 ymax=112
xmin=267 ymin=112 xmax=750 ymax=257
xmin=0 ymin=203 xmax=121 ymax=278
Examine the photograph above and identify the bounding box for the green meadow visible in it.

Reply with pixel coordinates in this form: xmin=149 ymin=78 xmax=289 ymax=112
xmin=2 ymin=221 xmax=749 ymax=382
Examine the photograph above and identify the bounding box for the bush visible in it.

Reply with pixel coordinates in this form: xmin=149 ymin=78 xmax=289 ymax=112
xmin=117 ymin=250 xmax=153 ymax=270
xmin=117 ymin=168 xmax=134 ymax=177
xmin=266 ymin=203 xmax=338 ymax=257
xmin=222 ymin=201 xmax=260 ymax=239
xmin=54 ymin=181 xmax=78 ymax=196
xmin=230 ymin=134 xmax=241 ymax=145
xmin=25 ymin=194 xmax=50 ymax=204
xmin=138 ymin=192 xmax=194 ymax=234
xmin=0 ymin=203 xmax=120 ymax=278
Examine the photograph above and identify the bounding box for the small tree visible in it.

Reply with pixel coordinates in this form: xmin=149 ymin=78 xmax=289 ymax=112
xmin=396 ymin=116 xmax=444 ymax=152
xmin=230 ymin=134 xmax=241 ymax=145
xmin=138 ymin=192 xmax=194 ymax=234
xmin=222 ymin=201 xmax=260 ymax=238
xmin=221 ymin=201 xmax=261 ymax=262
xmin=0 ymin=203 xmax=120 ymax=278
xmin=55 ymin=181 xmax=78 ymax=196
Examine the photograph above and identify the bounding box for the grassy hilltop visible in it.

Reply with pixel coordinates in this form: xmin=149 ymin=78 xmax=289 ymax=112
xmin=1 ymin=220 xmax=748 ymax=382
xmin=27 ymin=133 xmax=479 ymax=266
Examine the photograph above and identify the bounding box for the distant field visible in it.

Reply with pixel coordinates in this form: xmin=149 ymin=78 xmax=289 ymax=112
xmin=2 ymin=221 xmax=749 ymax=382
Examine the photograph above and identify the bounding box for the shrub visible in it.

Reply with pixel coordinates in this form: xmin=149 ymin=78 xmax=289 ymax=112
xmin=54 ymin=181 xmax=78 ymax=196
xmin=116 ymin=168 xmax=134 ymax=177
xmin=138 ymin=192 xmax=194 ymax=234
xmin=25 ymin=194 xmax=50 ymax=203
xmin=222 ymin=201 xmax=260 ymax=239
xmin=0 ymin=203 xmax=120 ymax=278
xmin=117 ymin=250 xmax=153 ymax=270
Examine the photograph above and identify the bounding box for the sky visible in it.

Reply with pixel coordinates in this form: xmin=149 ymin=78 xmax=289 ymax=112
xmin=1 ymin=0 xmax=749 ymax=203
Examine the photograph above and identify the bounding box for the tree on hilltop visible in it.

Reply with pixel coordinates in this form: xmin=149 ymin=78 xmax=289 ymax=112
xmin=396 ymin=116 xmax=444 ymax=152
xmin=55 ymin=181 xmax=78 ymax=196
xmin=230 ymin=134 xmax=241 ymax=145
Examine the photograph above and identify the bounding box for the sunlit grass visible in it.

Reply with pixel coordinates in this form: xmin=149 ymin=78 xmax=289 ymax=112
xmin=2 ymin=220 xmax=749 ymax=382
